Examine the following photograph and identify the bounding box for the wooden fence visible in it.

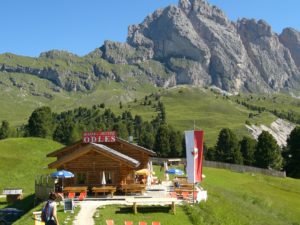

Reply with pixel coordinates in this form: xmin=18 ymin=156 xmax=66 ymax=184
xmin=151 ymin=158 xmax=286 ymax=178
xmin=35 ymin=175 xmax=55 ymax=201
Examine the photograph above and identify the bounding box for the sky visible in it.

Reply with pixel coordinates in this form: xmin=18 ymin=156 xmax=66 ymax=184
xmin=0 ymin=0 xmax=299 ymax=57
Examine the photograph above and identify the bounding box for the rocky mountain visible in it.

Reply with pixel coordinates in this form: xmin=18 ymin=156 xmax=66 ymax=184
xmin=1 ymin=0 xmax=300 ymax=93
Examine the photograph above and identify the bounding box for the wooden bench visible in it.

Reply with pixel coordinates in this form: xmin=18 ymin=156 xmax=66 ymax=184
xmin=92 ymin=186 xmax=116 ymax=197
xmin=174 ymin=188 xmax=194 ymax=194
xmin=126 ymin=198 xmax=178 ymax=215
xmin=120 ymin=184 xmax=146 ymax=194
xmin=63 ymin=186 xmax=88 ymax=194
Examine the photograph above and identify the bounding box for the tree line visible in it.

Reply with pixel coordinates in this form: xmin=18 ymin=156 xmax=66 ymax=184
xmin=1 ymin=103 xmax=300 ymax=178
xmin=205 ymin=127 xmax=300 ymax=178
xmin=0 ymin=102 xmax=185 ymax=158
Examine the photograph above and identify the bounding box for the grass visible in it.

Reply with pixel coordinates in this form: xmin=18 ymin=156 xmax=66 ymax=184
xmin=93 ymin=205 xmax=193 ymax=225
xmin=0 ymin=72 xmax=155 ymax=126
xmin=13 ymin=201 xmax=80 ymax=225
xmin=128 ymin=87 xmax=276 ymax=146
xmin=181 ymin=167 xmax=300 ymax=225
xmin=0 ymin=138 xmax=299 ymax=224
xmin=90 ymin=165 xmax=300 ymax=225
xmin=0 ymin=138 xmax=63 ymax=194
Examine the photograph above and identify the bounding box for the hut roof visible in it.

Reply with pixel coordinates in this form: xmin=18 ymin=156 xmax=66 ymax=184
xmin=48 ymin=143 xmax=140 ymax=169
xmin=47 ymin=138 xmax=156 ymax=157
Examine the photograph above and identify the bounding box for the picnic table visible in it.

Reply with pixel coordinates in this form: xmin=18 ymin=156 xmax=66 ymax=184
xmin=126 ymin=197 xmax=179 ymax=214
xmin=120 ymin=184 xmax=146 ymax=194
xmin=174 ymin=188 xmax=195 ymax=194
xmin=63 ymin=186 xmax=88 ymax=194
xmin=92 ymin=186 xmax=116 ymax=197
xmin=176 ymin=183 xmax=194 ymax=189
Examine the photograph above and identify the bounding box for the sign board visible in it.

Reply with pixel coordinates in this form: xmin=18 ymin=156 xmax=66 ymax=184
xmin=32 ymin=211 xmax=44 ymax=225
xmin=83 ymin=131 xmax=116 ymax=143
xmin=64 ymin=199 xmax=74 ymax=213
xmin=3 ymin=188 xmax=22 ymax=195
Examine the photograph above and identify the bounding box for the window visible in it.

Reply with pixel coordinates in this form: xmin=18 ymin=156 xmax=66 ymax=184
xmin=100 ymin=171 xmax=114 ymax=185
xmin=77 ymin=173 xmax=87 ymax=185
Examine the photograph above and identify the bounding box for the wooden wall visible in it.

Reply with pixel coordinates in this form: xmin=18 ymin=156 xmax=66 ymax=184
xmin=60 ymin=148 xmax=134 ymax=187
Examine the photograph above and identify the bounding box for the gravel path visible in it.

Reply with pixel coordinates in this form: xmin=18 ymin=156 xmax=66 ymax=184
xmin=73 ymin=200 xmax=130 ymax=225
xmin=73 ymin=201 xmax=102 ymax=225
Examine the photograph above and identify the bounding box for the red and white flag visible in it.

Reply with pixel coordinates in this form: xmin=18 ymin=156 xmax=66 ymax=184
xmin=185 ymin=130 xmax=204 ymax=183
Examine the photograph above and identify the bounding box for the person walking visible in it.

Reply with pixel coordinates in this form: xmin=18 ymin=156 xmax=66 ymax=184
xmin=41 ymin=192 xmax=60 ymax=225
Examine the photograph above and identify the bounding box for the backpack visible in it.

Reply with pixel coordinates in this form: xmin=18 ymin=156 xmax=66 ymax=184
xmin=41 ymin=201 xmax=53 ymax=222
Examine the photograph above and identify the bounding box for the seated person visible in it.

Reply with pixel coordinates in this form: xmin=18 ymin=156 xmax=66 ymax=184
xmin=174 ymin=177 xmax=180 ymax=188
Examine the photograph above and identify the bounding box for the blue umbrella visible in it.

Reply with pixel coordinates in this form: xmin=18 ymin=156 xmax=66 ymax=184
xmin=166 ymin=168 xmax=184 ymax=176
xmin=50 ymin=170 xmax=74 ymax=178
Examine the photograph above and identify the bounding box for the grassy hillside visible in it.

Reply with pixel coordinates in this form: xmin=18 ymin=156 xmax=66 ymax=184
xmin=93 ymin=166 xmax=300 ymax=225
xmin=0 ymin=138 xmax=298 ymax=224
xmin=198 ymin=167 xmax=300 ymax=225
xmin=0 ymin=138 xmax=63 ymax=194
xmin=127 ymin=87 xmax=276 ymax=145
xmin=0 ymin=72 xmax=156 ymax=126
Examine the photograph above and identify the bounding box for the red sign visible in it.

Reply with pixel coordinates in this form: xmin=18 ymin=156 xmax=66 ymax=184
xmin=83 ymin=131 xmax=116 ymax=143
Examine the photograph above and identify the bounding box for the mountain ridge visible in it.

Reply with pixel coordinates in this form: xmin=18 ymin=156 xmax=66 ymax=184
xmin=1 ymin=0 xmax=300 ymax=94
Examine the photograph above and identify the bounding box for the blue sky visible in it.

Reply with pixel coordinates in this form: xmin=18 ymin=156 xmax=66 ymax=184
xmin=0 ymin=0 xmax=299 ymax=57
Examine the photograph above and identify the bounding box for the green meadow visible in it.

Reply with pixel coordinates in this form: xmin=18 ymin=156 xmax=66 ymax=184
xmin=0 ymin=138 xmax=299 ymax=224
xmin=93 ymin=166 xmax=300 ymax=225
xmin=128 ymin=87 xmax=276 ymax=145
xmin=0 ymin=138 xmax=63 ymax=194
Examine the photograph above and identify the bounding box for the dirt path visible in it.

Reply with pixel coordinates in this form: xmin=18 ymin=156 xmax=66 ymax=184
xmin=73 ymin=201 xmax=102 ymax=225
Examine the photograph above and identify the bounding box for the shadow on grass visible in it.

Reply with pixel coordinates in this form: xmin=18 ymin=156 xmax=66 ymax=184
xmin=0 ymin=194 xmax=36 ymax=224
xmin=116 ymin=206 xmax=171 ymax=214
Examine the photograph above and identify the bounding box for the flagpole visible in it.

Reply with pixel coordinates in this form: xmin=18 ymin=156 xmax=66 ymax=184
xmin=193 ymin=181 xmax=195 ymax=205
xmin=193 ymin=121 xmax=195 ymax=205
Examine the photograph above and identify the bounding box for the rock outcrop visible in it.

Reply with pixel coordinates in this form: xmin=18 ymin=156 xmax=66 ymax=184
xmin=1 ymin=0 xmax=300 ymax=93
xmin=125 ymin=0 xmax=300 ymax=92
xmin=279 ymin=28 xmax=300 ymax=69
xmin=245 ymin=119 xmax=296 ymax=147
xmin=237 ymin=19 xmax=299 ymax=91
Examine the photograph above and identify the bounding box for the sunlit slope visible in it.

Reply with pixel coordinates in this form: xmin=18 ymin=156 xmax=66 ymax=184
xmin=0 ymin=138 xmax=63 ymax=194
xmin=129 ymin=87 xmax=276 ymax=145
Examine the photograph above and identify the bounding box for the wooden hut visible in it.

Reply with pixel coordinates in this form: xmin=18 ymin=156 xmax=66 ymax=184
xmin=47 ymin=137 xmax=156 ymax=188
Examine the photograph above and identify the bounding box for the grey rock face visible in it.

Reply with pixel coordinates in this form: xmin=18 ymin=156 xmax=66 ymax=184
xmin=128 ymin=6 xmax=211 ymax=64
xmin=101 ymin=40 xmax=153 ymax=64
xmin=237 ymin=19 xmax=300 ymax=90
xmin=1 ymin=0 xmax=300 ymax=94
xmin=125 ymin=0 xmax=300 ymax=92
xmin=0 ymin=62 xmax=94 ymax=92
xmin=280 ymin=28 xmax=300 ymax=69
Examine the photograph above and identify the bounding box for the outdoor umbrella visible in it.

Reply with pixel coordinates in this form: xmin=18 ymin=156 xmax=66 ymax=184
xmin=135 ymin=169 xmax=150 ymax=176
xmin=164 ymin=162 xmax=169 ymax=181
xmin=166 ymin=168 xmax=185 ymax=176
xmin=101 ymin=171 xmax=106 ymax=185
xmin=50 ymin=170 xmax=74 ymax=178
xmin=50 ymin=170 xmax=74 ymax=191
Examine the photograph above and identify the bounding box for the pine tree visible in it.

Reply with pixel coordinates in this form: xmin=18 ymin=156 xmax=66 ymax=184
xmin=240 ymin=136 xmax=257 ymax=166
xmin=113 ymin=121 xmax=128 ymax=139
xmin=169 ymin=129 xmax=183 ymax=157
xmin=53 ymin=119 xmax=77 ymax=145
xmin=0 ymin=120 xmax=10 ymax=139
xmin=138 ymin=130 xmax=155 ymax=150
xmin=255 ymin=131 xmax=283 ymax=170
xmin=285 ymin=126 xmax=300 ymax=178
xmin=215 ymin=128 xmax=243 ymax=164
xmin=154 ymin=124 xmax=170 ymax=157
xmin=27 ymin=106 xmax=54 ymax=138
